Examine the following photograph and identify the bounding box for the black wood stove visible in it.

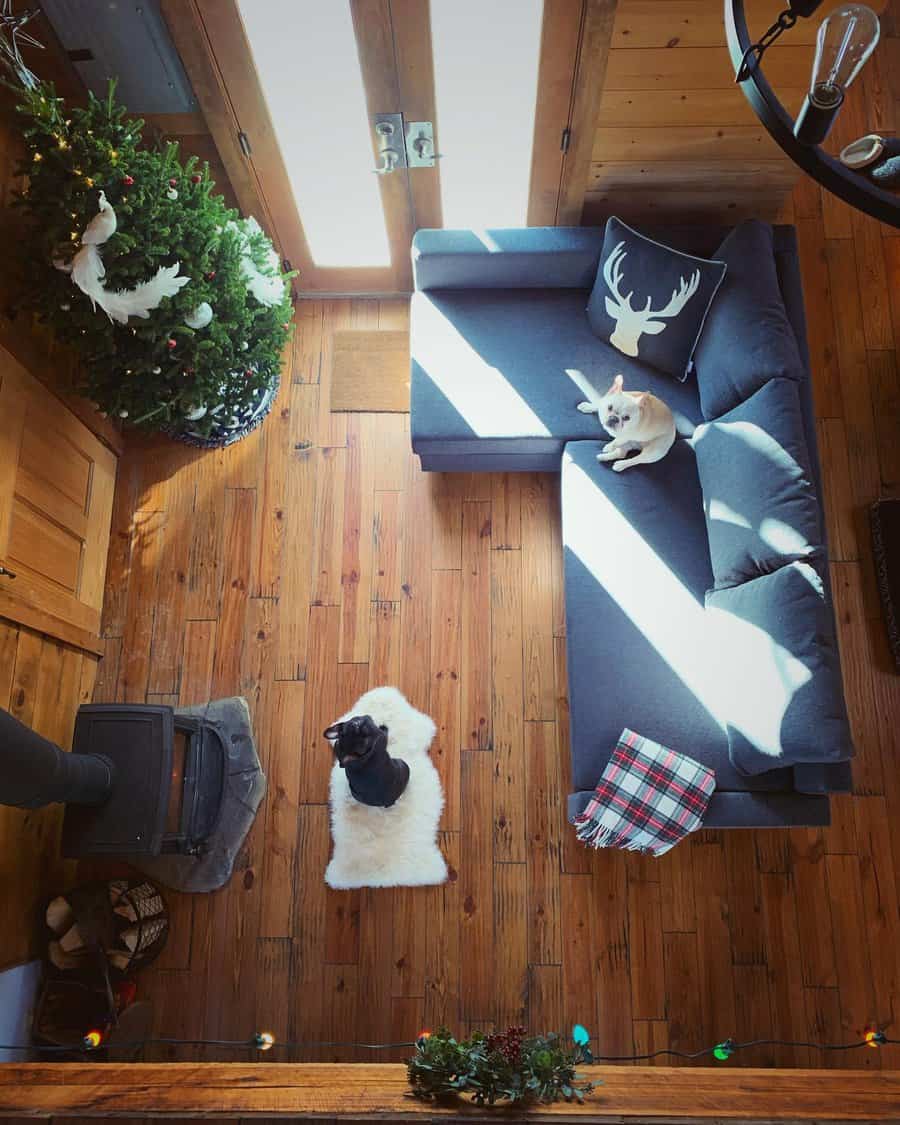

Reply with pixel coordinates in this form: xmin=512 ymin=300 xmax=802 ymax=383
xmin=61 ymin=704 xmax=226 ymax=857
xmin=0 ymin=697 xmax=265 ymax=891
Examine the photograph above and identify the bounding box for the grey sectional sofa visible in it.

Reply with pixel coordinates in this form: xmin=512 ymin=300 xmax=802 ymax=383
xmin=410 ymin=223 xmax=853 ymax=829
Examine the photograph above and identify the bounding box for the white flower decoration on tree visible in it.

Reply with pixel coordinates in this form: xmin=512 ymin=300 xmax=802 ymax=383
xmin=225 ymin=215 xmax=285 ymax=307
xmin=55 ymin=191 xmax=190 ymax=324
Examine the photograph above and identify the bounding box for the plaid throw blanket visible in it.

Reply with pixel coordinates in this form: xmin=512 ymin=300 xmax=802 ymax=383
xmin=574 ymin=729 xmax=715 ymax=856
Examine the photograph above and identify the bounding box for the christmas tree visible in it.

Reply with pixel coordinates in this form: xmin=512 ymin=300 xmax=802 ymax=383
xmin=12 ymin=79 xmax=293 ymax=442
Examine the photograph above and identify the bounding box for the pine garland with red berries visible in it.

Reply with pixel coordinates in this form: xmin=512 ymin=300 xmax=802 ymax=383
xmin=407 ymin=1026 xmax=596 ymax=1106
xmin=11 ymin=79 xmax=293 ymax=439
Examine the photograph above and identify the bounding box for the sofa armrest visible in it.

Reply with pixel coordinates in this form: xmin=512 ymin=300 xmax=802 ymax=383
xmin=567 ymin=789 xmax=831 ymax=829
xmin=412 ymin=227 xmax=606 ymax=291
xmin=793 ymin=760 xmax=853 ymax=795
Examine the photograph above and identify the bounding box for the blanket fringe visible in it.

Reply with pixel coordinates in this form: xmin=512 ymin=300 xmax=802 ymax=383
xmin=575 ymin=816 xmax=650 ymax=853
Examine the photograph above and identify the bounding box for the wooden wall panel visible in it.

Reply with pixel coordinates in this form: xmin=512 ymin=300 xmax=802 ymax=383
xmin=582 ymin=0 xmax=898 ymax=226
xmin=585 ymin=0 xmax=804 ymax=225
xmin=0 ymin=625 xmax=89 ymax=969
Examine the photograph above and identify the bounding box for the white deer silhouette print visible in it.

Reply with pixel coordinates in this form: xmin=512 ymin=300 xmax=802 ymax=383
xmin=602 ymin=241 xmax=701 ymax=358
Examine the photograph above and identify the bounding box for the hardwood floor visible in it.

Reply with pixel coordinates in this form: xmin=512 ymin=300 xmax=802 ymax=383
xmin=93 ymin=177 xmax=900 ymax=1068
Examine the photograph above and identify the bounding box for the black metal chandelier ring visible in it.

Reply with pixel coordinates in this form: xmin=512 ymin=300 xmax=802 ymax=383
xmin=725 ymin=0 xmax=900 ymax=229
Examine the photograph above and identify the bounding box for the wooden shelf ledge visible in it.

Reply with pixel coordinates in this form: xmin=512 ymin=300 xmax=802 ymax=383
xmin=1 ymin=1063 xmax=899 ymax=1120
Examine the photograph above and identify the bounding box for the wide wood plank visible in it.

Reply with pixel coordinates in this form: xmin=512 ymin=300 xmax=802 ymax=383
xmin=526 ymin=720 xmax=563 ymax=966
xmin=459 ymin=752 xmax=494 ymax=1022
xmin=460 ymin=501 xmax=492 ymax=750
xmin=827 ymin=853 xmax=878 ymax=1057
xmin=118 ymin=509 xmax=166 ymax=702
xmin=628 ymin=878 xmax=666 ymax=1021
xmin=491 ymin=548 xmax=526 ymax=863
xmin=429 ymin=570 xmax=462 ymax=830
xmin=209 ymin=488 xmax=255 ymax=697
xmin=339 ymin=415 xmax=375 ymax=663
xmin=611 ymin=0 xmax=818 ymax=49
xmin=521 ymin=476 xmax=556 ymax=721
xmin=259 ymin=680 xmax=305 ymax=939
xmin=493 ymin=862 xmax=528 ymax=1028
xmin=5 ymin=1063 xmax=900 ymax=1119
xmin=604 ymin=43 xmax=813 ymax=90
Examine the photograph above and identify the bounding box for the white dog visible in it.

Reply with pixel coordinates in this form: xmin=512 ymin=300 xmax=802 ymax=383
xmin=570 ymin=370 xmax=676 ymax=471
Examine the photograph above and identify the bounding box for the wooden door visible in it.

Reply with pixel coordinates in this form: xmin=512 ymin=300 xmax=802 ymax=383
xmin=0 ymin=346 xmax=116 ymax=656
xmin=173 ymin=0 xmax=423 ymax=295
xmin=162 ymin=0 xmax=584 ymax=295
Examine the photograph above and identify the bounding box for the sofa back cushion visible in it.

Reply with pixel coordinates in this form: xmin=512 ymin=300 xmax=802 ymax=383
xmin=586 ymin=217 xmax=726 ymax=382
xmin=693 ymin=378 xmax=823 ymax=589
xmin=705 ymin=562 xmax=853 ymax=775
xmin=694 ymin=220 xmax=805 ymax=419
xmin=412 ymin=227 xmax=607 ymax=291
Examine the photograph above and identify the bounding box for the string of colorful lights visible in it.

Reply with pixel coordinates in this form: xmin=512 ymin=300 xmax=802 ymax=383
xmin=0 ymin=1027 xmax=890 ymax=1059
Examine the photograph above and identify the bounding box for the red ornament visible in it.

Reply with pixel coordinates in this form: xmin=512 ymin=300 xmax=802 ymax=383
xmin=167 ymin=338 xmax=177 ymax=349
xmin=169 ymin=177 xmax=178 ymax=187
xmin=282 ymin=322 xmax=290 ymax=330
xmin=206 ymin=270 xmax=216 ymax=281
xmin=191 ymin=173 xmax=202 ymax=184
xmin=244 ymin=369 xmax=253 ymax=378
xmin=122 ymin=174 xmax=134 ymax=186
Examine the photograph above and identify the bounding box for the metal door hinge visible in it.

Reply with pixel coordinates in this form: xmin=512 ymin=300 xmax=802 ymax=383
xmin=238 ymin=131 xmax=252 ymax=157
xmin=561 ymin=127 xmax=571 ymax=153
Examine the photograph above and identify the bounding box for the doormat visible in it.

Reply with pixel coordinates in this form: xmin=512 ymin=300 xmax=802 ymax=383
xmin=329 ymin=330 xmax=410 ymax=413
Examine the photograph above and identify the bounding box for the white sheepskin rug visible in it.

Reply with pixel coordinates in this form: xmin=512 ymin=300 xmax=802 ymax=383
xmin=325 ymin=686 xmax=447 ymax=890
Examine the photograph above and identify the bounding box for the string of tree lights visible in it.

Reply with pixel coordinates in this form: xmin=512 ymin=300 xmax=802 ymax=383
xmin=3 ymin=1026 xmax=891 ymax=1060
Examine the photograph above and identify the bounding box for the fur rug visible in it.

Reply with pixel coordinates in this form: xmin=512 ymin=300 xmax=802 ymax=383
xmin=325 ymin=687 xmax=447 ymax=890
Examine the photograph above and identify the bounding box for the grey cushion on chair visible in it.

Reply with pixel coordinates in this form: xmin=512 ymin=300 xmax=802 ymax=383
xmin=586 ymin=217 xmax=727 ymax=382
xmin=705 ymin=562 xmax=853 ymax=776
xmin=693 ymin=220 xmax=805 ymax=419
xmin=693 ymin=378 xmax=823 ymax=589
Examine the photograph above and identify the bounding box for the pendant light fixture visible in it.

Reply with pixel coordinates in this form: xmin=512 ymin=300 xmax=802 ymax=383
xmin=726 ymin=0 xmax=899 ymax=228
xmin=794 ymin=5 xmax=880 ymax=144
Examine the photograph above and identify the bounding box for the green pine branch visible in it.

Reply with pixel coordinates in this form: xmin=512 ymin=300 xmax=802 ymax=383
xmin=12 ymin=78 xmax=293 ymax=435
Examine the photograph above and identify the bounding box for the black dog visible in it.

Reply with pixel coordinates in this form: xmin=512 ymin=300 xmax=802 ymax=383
xmin=323 ymin=715 xmax=410 ymax=808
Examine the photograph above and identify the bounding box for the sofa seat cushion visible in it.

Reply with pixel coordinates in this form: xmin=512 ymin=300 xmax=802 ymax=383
xmin=694 ymin=378 xmax=823 ymax=588
xmin=561 ymin=439 xmax=794 ymax=794
xmin=411 ymin=288 xmax=704 ymax=460
xmin=706 ymin=563 xmax=854 ymax=776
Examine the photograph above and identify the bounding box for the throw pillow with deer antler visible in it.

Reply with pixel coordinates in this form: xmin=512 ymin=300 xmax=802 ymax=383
xmin=586 ymin=217 xmax=727 ymax=383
